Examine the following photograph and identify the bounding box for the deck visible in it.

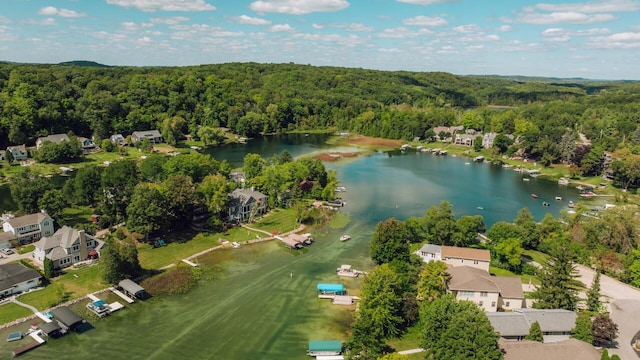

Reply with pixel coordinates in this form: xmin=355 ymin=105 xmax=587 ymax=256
xmin=11 ymin=332 xmax=45 ymax=357
xmin=109 ymin=287 xmax=135 ymax=304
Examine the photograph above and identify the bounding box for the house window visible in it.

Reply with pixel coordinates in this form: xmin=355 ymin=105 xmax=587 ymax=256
xmin=474 ymin=260 xmax=479 ymax=264
xmin=478 ymin=301 xmax=483 ymax=306
xmin=480 ymin=291 xmax=488 ymax=297
xmin=505 ymin=301 xmax=510 ymax=307
xmin=491 ymin=301 xmax=496 ymax=307
xmin=459 ymin=291 xmax=474 ymax=297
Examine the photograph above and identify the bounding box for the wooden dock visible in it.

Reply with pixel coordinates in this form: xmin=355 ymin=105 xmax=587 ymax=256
xmin=109 ymin=287 xmax=135 ymax=304
xmin=11 ymin=332 xmax=45 ymax=357
xmin=181 ymin=259 xmax=199 ymax=267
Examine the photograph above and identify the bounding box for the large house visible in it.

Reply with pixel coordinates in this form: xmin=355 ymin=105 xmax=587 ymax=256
xmin=33 ymin=226 xmax=102 ymax=269
xmin=6 ymin=145 xmax=28 ymax=161
xmin=0 ymin=263 xmax=41 ymax=298
xmin=131 ymin=130 xmax=163 ymax=144
xmin=432 ymin=126 xmax=464 ymax=141
xmin=488 ymin=309 xmax=577 ymax=343
xmin=446 ymin=266 xmax=525 ymax=312
xmin=417 ymin=244 xmax=491 ymax=271
xmin=110 ymin=134 xmax=127 ymax=146
xmin=36 ymin=133 xmax=70 ymax=149
xmin=228 ymin=188 xmax=267 ymax=222
xmin=2 ymin=213 xmax=55 ymax=245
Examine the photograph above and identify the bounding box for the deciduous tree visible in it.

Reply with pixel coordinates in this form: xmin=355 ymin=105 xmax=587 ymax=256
xmin=369 ymin=218 xmax=411 ymax=264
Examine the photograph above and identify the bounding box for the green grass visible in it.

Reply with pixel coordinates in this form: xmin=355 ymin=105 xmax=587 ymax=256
xmin=489 ymin=266 xmax=539 ymax=285
xmin=522 ymin=249 xmax=549 ymax=265
xmin=0 ymin=302 xmax=33 ymax=324
xmin=17 ymin=244 xmax=34 ymax=255
xmin=59 ymin=206 xmax=94 ymax=227
xmin=247 ymin=208 xmax=299 ymax=234
xmin=387 ymin=325 xmax=424 ymax=357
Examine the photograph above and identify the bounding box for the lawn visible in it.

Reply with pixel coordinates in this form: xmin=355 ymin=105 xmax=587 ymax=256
xmin=387 ymin=326 xmax=424 ymax=359
xmin=0 ymin=302 xmax=33 ymax=324
xmin=247 ymin=208 xmax=299 ymax=234
xmin=17 ymin=245 xmax=35 ymax=255
xmin=489 ymin=266 xmax=539 ymax=285
xmin=59 ymin=206 xmax=94 ymax=227
xmin=522 ymin=249 xmax=549 ymax=266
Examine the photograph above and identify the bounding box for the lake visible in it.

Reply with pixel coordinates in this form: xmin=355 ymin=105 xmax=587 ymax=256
xmin=2 ymin=135 xmax=583 ymax=359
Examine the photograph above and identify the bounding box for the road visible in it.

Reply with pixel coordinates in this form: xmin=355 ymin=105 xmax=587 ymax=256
xmin=0 ymin=250 xmax=35 ymax=265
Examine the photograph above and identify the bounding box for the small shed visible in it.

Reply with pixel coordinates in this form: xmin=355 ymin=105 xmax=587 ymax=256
xmin=308 ymin=340 xmax=342 ymax=356
xmin=118 ymin=279 xmax=146 ymax=299
xmin=317 ymin=284 xmax=345 ymax=295
xmin=51 ymin=306 xmax=84 ymax=331
xmin=40 ymin=322 xmax=62 ymax=338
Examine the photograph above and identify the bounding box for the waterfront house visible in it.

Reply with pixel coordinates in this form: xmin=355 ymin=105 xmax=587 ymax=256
xmin=131 ymin=130 xmax=163 ymax=144
xmin=417 ymin=244 xmax=491 ymax=271
xmin=227 ymin=188 xmax=267 ymax=222
xmin=50 ymin=306 xmax=84 ymax=332
xmin=432 ymin=126 xmax=464 ymax=142
xmin=33 ymin=226 xmax=102 ymax=269
xmin=454 ymin=133 xmax=479 ymax=146
xmin=110 ymin=134 xmax=127 ymax=146
xmin=6 ymin=145 xmax=28 ymax=161
xmin=0 ymin=263 xmax=41 ymax=298
xmin=446 ymin=266 xmax=524 ymax=312
xmin=36 ymin=133 xmax=70 ymax=149
xmin=2 ymin=212 xmax=55 ymax=245
xmin=78 ymin=137 xmax=95 ymax=149
xmin=488 ymin=309 xmax=576 ymax=343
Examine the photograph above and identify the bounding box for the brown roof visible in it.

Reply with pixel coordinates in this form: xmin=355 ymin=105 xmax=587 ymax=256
xmin=5 ymin=213 xmax=51 ymax=229
xmin=500 ymin=339 xmax=599 ymax=360
xmin=494 ymin=276 xmax=524 ymax=299
xmin=7 ymin=144 xmax=27 ymax=152
xmin=441 ymin=245 xmax=490 ymax=262
xmin=447 ymin=266 xmax=500 ymax=292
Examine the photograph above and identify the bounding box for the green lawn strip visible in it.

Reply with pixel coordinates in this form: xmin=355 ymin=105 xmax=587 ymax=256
xmin=247 ymin=208 xmax=300 ymax=234
xmin=0 ymin=302 xmax=33 ymax=324
xmin=17 ymin=245 xmax=35 ymax=255
xmin=522 ymin=249 xmax=549 ymax=265
xmin=59 ymin=206 xmax=94 ymax=227
xmin=387 ymin=325 xmax=423 ymax=354
xmin=489 ymin=266 xmax=538 ymax=285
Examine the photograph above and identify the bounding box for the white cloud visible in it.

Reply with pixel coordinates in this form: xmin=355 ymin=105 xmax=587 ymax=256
xmin=402 ymin=16 xmax=447 ymax=27
xmin=151 ymin=17 xmax=190 ymax=25
xmin=378 ymin=48 xmax=402 ymax=53
xmin=249 ymin=0 xmax=349 ymax=15
xmin=270 ymin=24 xmax=295 ymax=32
xmin=517 ymin=11 xmax=615 ymax=24
xmin=23 ymin=18 xmax=57 ymax=26
xmin=465 ymin=44 xmax=485 ymax=51
xmin=38 ymin=6 xmax=86 ymax=18
xmin=235 ymin=15 xmax=272 ymax=25
xmin=313 ymin=23 xmax=374 ymax=32
xmin=313 ymin=24 xmax=324 ymax=29
xmin=588 ymin=31 xmax=640 ymax=48
xmin=534 ymin=0 xmax=640 ymax=13
xmin=498 ymin=25 xmax=512 ymax=32
xmin=541 ymin=26 xmax=611 ymax=41
xmin=453 ymin=24 xmax=481 ymax=33
xmin=106 ymin=0 xmax=215 ymax=12
xmin=378 ymin=27 xmax=433 ymax=38
xmin=397 ymin=0 xmax=460 ymax=5
xmin=292 ymin=33 xmax=366 ymax=46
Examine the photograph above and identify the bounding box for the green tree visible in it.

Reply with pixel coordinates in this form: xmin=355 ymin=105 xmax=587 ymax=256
xmin=101 ymin=236 xmax=142 ymax=284
xmin=101 ymin=138 xmax=116 ymax=152
xmin=493 ymin=133 xmax=513 ymax=154
xmin=525 ymin=321 xmax=543 ymax=342
xmin=162 ymin=174 xmax=196 ymax=227
xmin=243 ymin=153 xmax=264 ymax=181
xmin=126 ymin=183 xmax=170 ymax=237
xmin=417 ymin=260 xmax=449 ymax=301
xmin=161 ymin=115 xmax=186 ymax=146
xmin=494 ymin=237 xmax=524 ymax=271
xmin=369 ymin=218 xmax=411 ymax=264
xmin=421 ymin=201 xmax=457 ymax=245
xmin=38 ymin=189 xmax=67 ymax=220
xmin=514 ymin=207 xmax=540 ymax=249
xmin=43 ymin=257 xmax=54 ymax=279
xmin=532 ymin=241 xmax=583 ymax=310
xmin=572 ymin=312 xmax=593 ymax=343
xmin=452 ymin=215 xmax=485 ymax=247
xmin=139 ymin=154 xmax=168 ymax=182
xmin=101 ymin=159 xmax=140 ymax=223
xmin=592 ymin=314 xmax=618 ymax=347
xmin=600 ymin=349 xmax=610 ymax=360
xmin=10 ymin=168 xmax=53 ymax=213
xmin=163 ymin=152 xmax=219 ymax=183
xmin=73 ymin=164 xmax=103 ymax=205
xmin=198 ymin=126 xmax=226 ymax=147
xmin=587 ymin=271 xmax=602 ymax=313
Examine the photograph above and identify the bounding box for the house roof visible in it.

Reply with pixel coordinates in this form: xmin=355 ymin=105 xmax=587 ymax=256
xmin=0 ymin=263 xmax=41 ymax=292
xmin=487 ymin=313 xmax=531 ymax=337
xmin=516 ymin=309 xmax=576 ymax=333
xmin=40 ymin=321 xmax=62 ymax=335
xmin=447 ymin=266 xmax=500 ymax=292
xmin=418 ymin=244 xmax=441 ymax=254
xmin=5 ymin=213 xmax=51 ymax=229
xmin=0 ymin=231 xmax=17 ymax=242
xmin=132 ymin=130 xmax=161 ymax=137
xmin=37 ymin=134 xmax=70 ymax=144
xmin=441 ymin=246 xmax=490 ymax=262
xmin=494 ymin=276 xmax=524 ymax=299
xmin=229 ymin=188 xmax=267 ymax=206
xmin=35 ymin=226 xmax=93 ymax=261
xmin=499 ymin=339 xmax=600 ymax=360
xmin=51 ymin=306 xmax=84 ymax=328
xmin=119 ymin=279 xmax=145 ymax=296
xmin=7 ymin=144 xmax=27 ymax=152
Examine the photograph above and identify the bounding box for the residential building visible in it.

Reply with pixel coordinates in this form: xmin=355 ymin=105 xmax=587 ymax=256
xmin=488 ymin=309 xmax=577 ymax=343
xmin=33 ymin=226 xmax=102 ymax=269
xmin=78 ymin=137 xmax=95 ymax=150
xmin=110 ymin=134 xmax=127 ymax=146
xmin=131 ymin=130 xmax=163 ymax=144
xmin=0 ymin=263 xmax=41 ymax=298
xmin=499 ymin=339 xmax=600 ymax=360
xmin=454 ymin=133 xmax=479 ymax=146
xmin=417 ymin=244 xmax=491 ymax=271
xmin=2 ymin=213 xmax=55 ymax=245
xmin=6 ymin=145 xmax=28 ymax=161
xmin=446 ymin=266 xmax=524 ymax=312
xmin=228 ymin=188 xmax=267 ymax=222
xmin=432 ymin=126 xmax=464 ymax=141
xmin=482 ymin=132 xmax=498 ymax=148
xmin=416 ymin=244 xmax=442 ymax=262
xmin=36 ymin=133 xmax=70 ymax=149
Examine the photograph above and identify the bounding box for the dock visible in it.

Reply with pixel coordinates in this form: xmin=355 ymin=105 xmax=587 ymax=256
xmin=109 ymin=287 xmax=135 ymax=304
xmin=11 ymin=332 xmax=45 ymax=357
xmin=317 ymin=294 xmax=360 ymax=305
xmin=181 ymin=259 xmax=199 ymax=267
xmin=35 ymin=312 xmax=52 ymax=323
xmin=336 ymin=264 xmax=366 ymax=277
xmin=107 ymin=302 xmax=124 ymax=313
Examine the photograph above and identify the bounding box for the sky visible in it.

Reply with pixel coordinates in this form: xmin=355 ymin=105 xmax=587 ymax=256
xmin=2 ymin=0 xmax=640 ymax=80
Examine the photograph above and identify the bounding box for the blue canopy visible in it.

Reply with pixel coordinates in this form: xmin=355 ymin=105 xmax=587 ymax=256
xmin=93 ymin=300 xmax=106 ymax=307
xmin=317 ymin=284 xmax=344 ymax=293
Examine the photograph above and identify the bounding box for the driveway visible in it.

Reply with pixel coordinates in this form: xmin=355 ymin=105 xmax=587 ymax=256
xmin=575 ymin=264 xmax=640 ymax=359
xmin=0 ymin=251 xmax=34 ymax=265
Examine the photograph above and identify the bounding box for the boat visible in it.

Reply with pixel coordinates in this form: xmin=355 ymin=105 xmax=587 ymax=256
xmin=473 ymin=155 xmax=484 ymax=162
xmin=335 ymin=186 xmax=347 ymax=193
xmin=522 ymin=178 xmax=530 ymax=182
xmin=555 ymin=196 xmax=562 ymax=200
xmin=464 ymin=162 xmax=471 ymax=165
xmin=477 ymin=206 xmax=484 ymax=210
xmin=580 ymin=191 xmax=596 ymax=197
xmin=558 ymin=177 xmax=569 ymax=186
xmin=339 ymin=235 xmax=351 ymax=242
xmin=531 ymin=194 xmax=538 ymax=199
xmin=231 ymin=242 xmax=241 ymax=248
xmin=336 ymin=264 xmax=364 ymax=278
xmin=542 ymin=202 xmax=550 ymax=207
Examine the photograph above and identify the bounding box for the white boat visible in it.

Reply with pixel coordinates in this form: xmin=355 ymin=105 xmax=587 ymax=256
xmin=555 ymin=196 xmax=562 ymax=200
xmin=231 ymin=242 xmax=241 ymax=248
xmin=522 ymin=178 xmax=530 ymax=182
xmin=339 ymin=235 xmax=351 ymax=242
xmin=558 ymin=177 xmax=569 ymax=186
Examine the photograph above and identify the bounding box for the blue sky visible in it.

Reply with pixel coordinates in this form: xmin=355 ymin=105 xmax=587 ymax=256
xmin=2 ymin=0 xmax=640 ymax=79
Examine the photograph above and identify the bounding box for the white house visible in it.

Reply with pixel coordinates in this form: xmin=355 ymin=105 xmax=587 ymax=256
xmin=0 ymin=263 xmax=41 ymax=298
xmin=3 ymin=213 xmax=55 ymax=245
xmin=417 ymin=244 xmax=491 ymax=272
xmin=131 ymin=130 xmax=163 ymax=144
xmin=33 ymin=226 xmax=102 ymax=269
xmin=446 ymin=266 xmax=524 ymax=312
xmin=6 ymin=145 xmax=28 ymax=161
xmin=36 ymin=133 xmax=70 ymax=149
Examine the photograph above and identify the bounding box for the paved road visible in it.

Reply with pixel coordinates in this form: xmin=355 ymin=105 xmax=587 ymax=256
xmin=0 ymin=251 xmax=34 ymax=265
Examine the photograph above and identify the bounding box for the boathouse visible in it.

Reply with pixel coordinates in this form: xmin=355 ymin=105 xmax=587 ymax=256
xmin=317 ymin=284 xmax=346 ymax=295
xmin=51 ymin=306 xmax=84 ymax=332
xmin=118 ymin=279 xmax=146 ymax=299
xmin=308 ymin=340 xmax=342 ymax=356
xmin=40 ymin=322 xmax=62 ymax=338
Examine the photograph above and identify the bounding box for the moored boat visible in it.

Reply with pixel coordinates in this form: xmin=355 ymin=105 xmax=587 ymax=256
xmin=531 ymin=194 xmax=538 ymax=199
xmin=339 ymin=235 xmax=351 ymax=242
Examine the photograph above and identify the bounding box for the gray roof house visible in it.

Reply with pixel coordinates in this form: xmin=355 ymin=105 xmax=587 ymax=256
xmin=36 ymin=133 xmax=70 ymax=149
xmin=2 ymin=212 xmax=55 ymax=245
xmin=33 ymin=226 xmax=102 ymax=270
xmin=6 ymin=145 xmax=28 ymax=161
xmin=488 ymin=308 xmax=577 ymax=342
xmin=0 ymin=263 xmax=41 ymax=298
xmin=131 ymin=130 xmax=163 ymax=144
xmin=110 ymin=134 xmax=127 ymax=146
xmin=228 ymin=188 xmax=268 ymax=222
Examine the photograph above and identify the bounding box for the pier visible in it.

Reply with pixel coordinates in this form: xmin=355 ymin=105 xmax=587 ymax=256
xmin=181 ymin=259 xmax=199 ymax=267
xmin=109 ymin=287 xmax=135 ymax=304
xmin=11 ymin=332 xmax=45 ymax=357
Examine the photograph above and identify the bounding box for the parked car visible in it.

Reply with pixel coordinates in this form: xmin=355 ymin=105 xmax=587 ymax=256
xmin=1 ymin=248 xmax=14 ymax=255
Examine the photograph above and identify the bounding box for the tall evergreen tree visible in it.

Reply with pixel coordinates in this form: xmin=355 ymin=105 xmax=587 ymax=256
xmin=587 ymin=271 xmax=602 ymax=313
xmin=525 ymin=321 xmax=544 ymax=342
xmin=571 ymin=312 xmax=594 ymax=344
xmin=532 ymin=241 xmax=583 ymax=310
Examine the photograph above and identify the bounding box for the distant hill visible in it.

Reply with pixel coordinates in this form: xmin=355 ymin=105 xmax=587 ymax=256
xmin=57 ymin=60 xmax=110 ymax=67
